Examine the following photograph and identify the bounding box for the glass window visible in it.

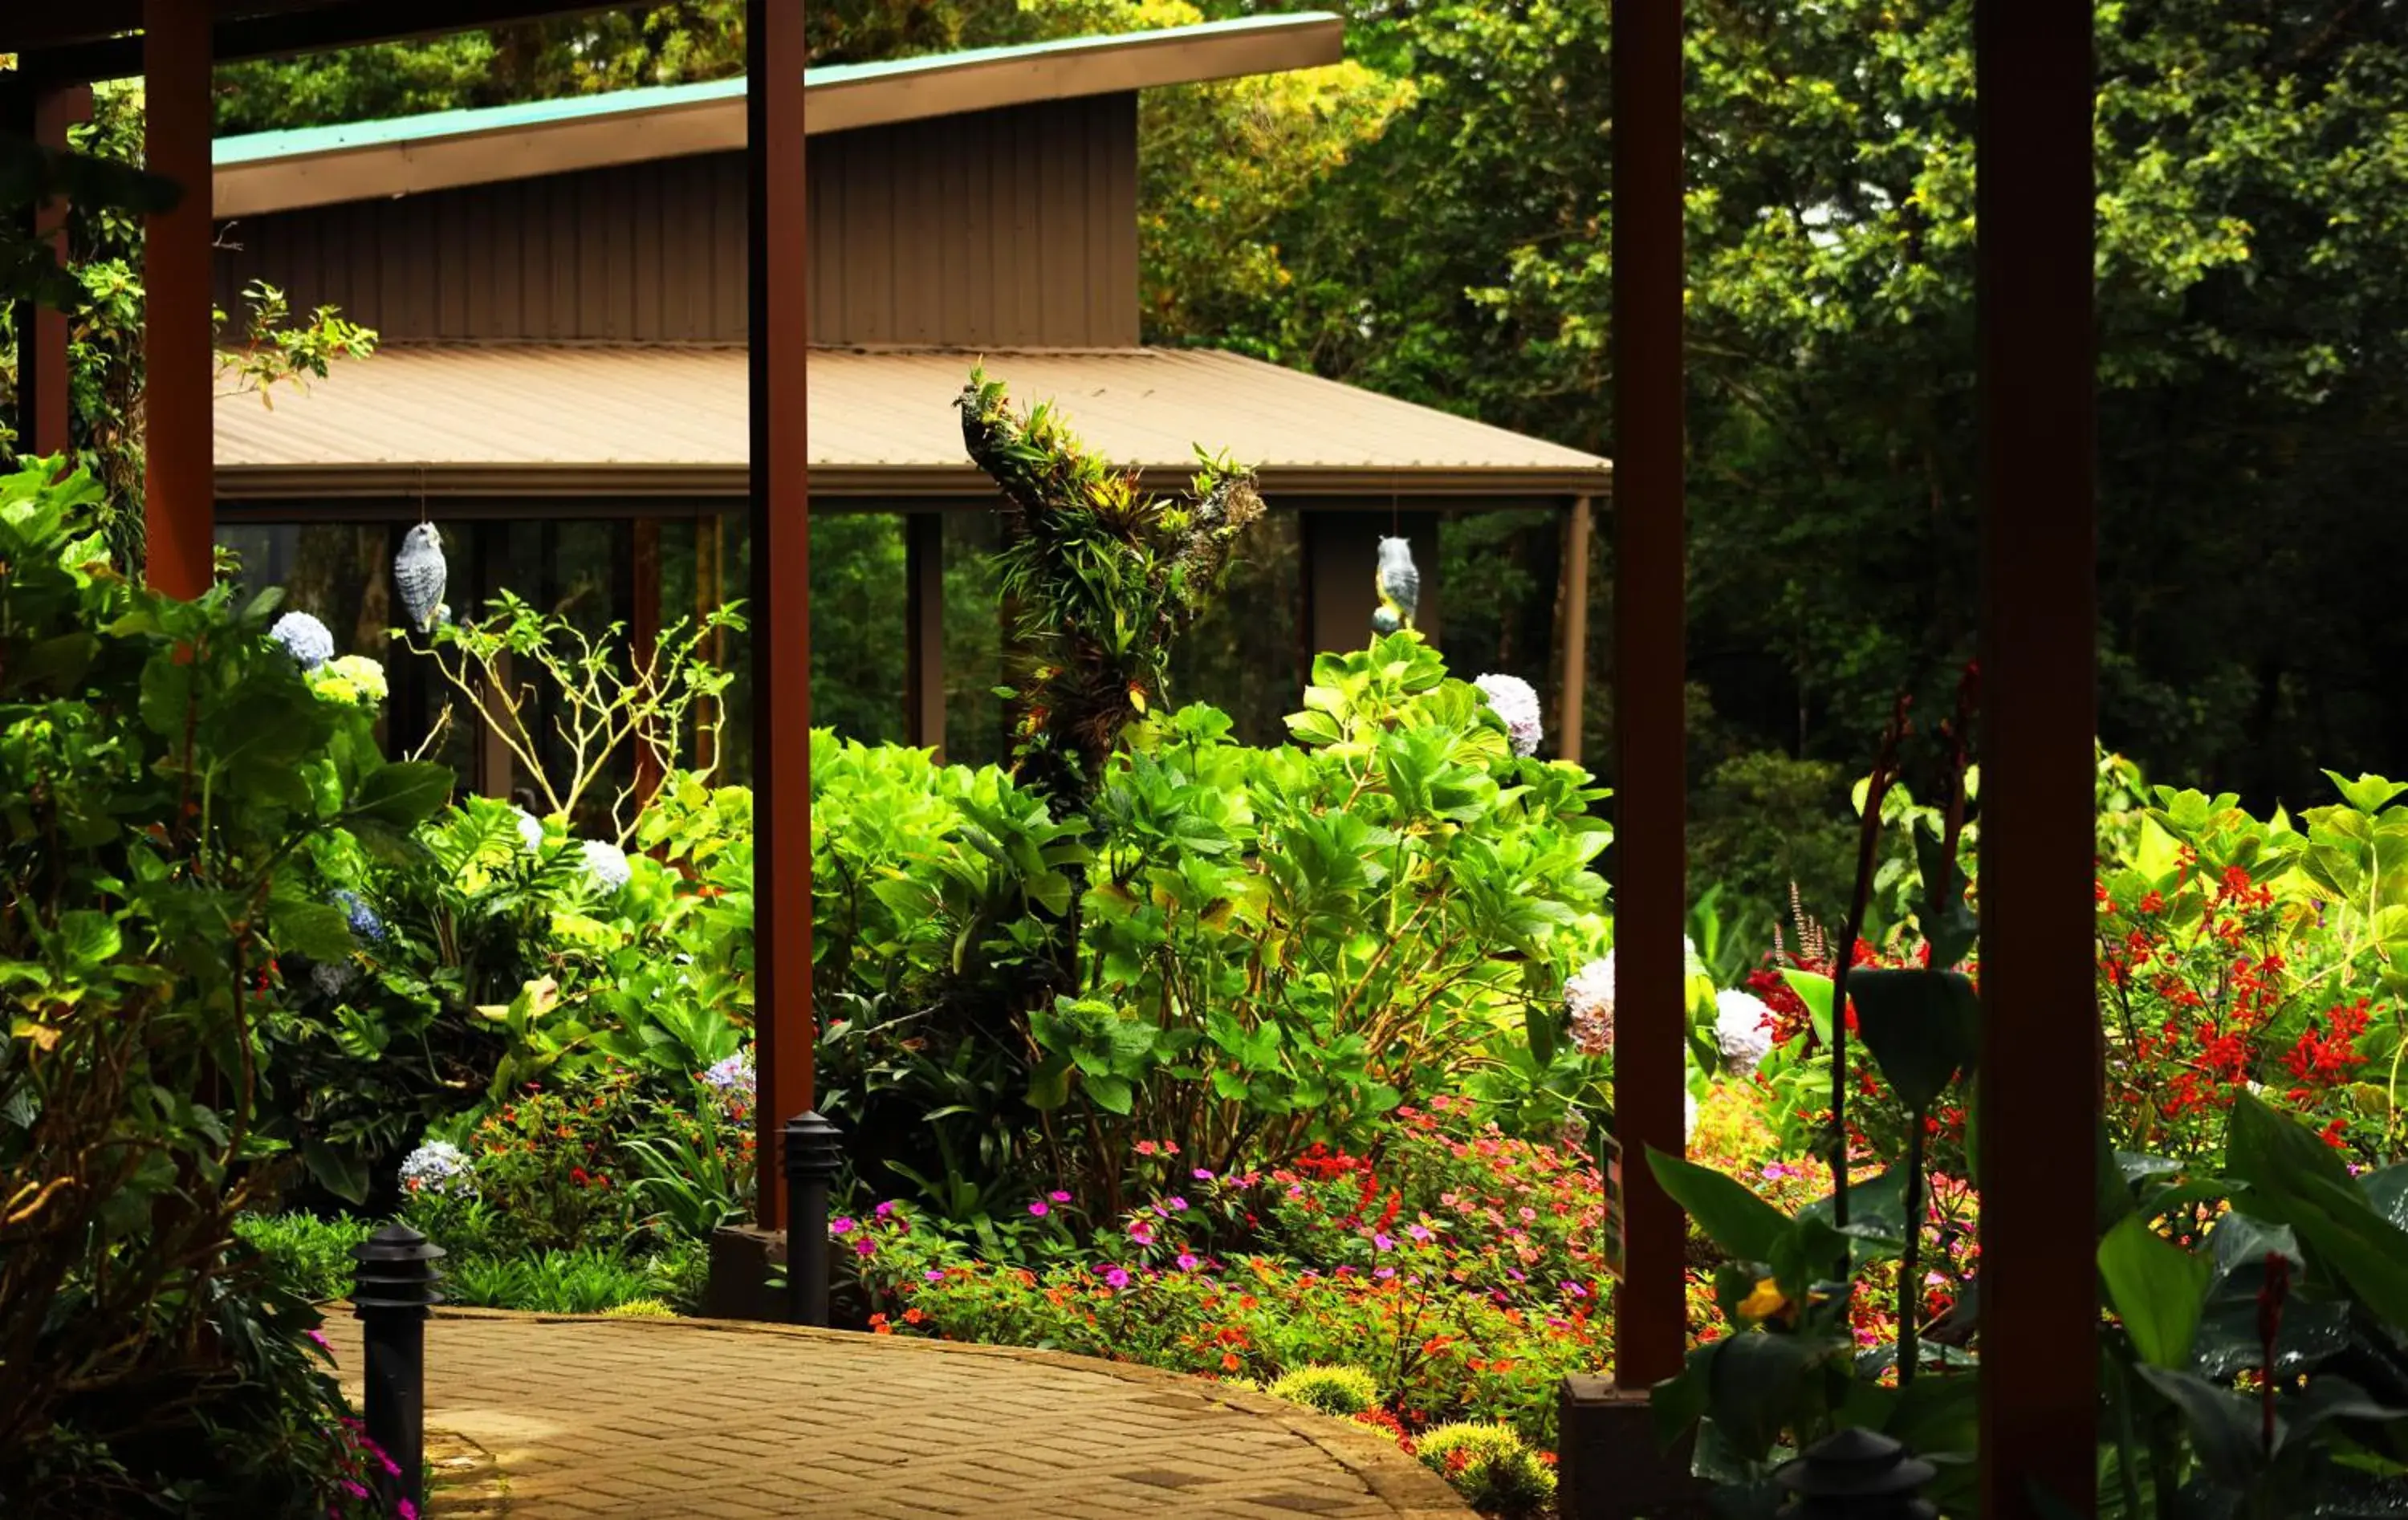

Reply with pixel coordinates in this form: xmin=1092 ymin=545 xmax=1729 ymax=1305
xmin=942 ymin=510 xmax=1007 ymax=769
xmin=1165 ymin=510 xmax=1304 ymax=748
xmin=1438 ymin=507 xmax=1564 ymax=699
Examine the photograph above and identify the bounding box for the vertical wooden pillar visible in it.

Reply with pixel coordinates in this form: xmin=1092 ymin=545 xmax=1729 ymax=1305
xmin=749 ymin=0 xmax=813 ymax=1230
xmin=1557 ymin=496 xmax=1592 ymax=766
xmin=143 ymin=0 xmax=214 ymax=598
xmin=11 ymin=80 xmax=90 ymax=463
xmin=631 ymin=517 xmax=665 ymax=808
xmin=1609 ymin=0 xmax=1688 ymax=1391
xmin=904 ymin=511 xmax=946 ymax=756
xmin=1976 ymin=2 xmax=2098 ymax=1514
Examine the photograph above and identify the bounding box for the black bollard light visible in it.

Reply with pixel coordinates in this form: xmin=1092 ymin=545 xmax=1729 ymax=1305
xmin=351 ymin=1222 xmax=445 ymax=1512
xmin=783 ymin=1110 xmax=844 ymax=1327
xmin=1775 ymin=1427 xmax=1938 ymax=1519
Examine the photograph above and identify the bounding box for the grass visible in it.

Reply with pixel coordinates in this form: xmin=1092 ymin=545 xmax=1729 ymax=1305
xmin=238 ymin=1212 xmax=708 ymax=1315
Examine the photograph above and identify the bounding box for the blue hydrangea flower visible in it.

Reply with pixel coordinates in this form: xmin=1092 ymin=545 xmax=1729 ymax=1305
xmin=332 ymin=888 xmax=387 ymax=945
xmin=580 ymin=839 xmax=632 ymax=894
xmin=400 ymin=1140 xmax=476 ymax=1198
xmin=268 ymin=611 xmax=336 ymax=671
xmin=702 ymin=1050 xmax=755 ymax=1104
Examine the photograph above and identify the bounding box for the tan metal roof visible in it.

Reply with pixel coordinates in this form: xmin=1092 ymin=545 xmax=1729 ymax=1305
xmin=211 ymin=16 xmax=1348 ymax=217
xmin=214 ymin=344 xmax=1612 ymax=499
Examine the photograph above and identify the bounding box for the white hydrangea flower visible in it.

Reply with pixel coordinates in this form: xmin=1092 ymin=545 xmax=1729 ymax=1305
xmin=1564 ymin=952 xmax=1615 ymax=1056
xmin=400 ymin=1140 xmax=476 ymax=1198
xmin=1713 ymin=988 xmax=1775 ymax=1074
xmin=310 ymin=959 xmax=356 ymax=998
xmin=580 ymin=839 xmax=632 ymax=894
xmin=268 ymin=611 xmax=335 ymax=670
xmin=1685 ymin=1087 xmax=1699 ymax=1143
xmin=1473 ymin=673 xmax=1545 ymax=758
xmin=512 ymin=807 xmax=546 ymax=854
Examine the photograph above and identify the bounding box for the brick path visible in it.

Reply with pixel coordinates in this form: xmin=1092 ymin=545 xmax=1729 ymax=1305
xmin=323 ymin=1307 xmax=1473 ymax=1518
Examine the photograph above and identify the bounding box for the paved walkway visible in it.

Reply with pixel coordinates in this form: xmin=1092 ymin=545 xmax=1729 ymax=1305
xmin=323 ymin=1307 xmax=1473 ymax=1519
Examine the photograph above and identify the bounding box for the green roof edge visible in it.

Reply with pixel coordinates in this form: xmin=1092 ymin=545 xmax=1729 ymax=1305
xmin=213 ymin=12 xmax=1342 ymax=167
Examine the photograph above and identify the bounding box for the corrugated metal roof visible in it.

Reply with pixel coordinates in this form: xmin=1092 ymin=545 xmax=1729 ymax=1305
xmin=211 ymin=14 xmax=1348 ymax=217
xmin=214 ymin=344 xmax=1612 ymax=500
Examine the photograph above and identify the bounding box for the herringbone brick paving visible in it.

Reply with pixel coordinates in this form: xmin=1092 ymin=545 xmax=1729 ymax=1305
xmin=323 ymin=1307 xmax=1473 ymax=1519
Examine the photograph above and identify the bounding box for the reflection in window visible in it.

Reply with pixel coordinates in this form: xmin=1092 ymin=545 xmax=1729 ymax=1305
xmin=942 ymin=510 xmax=1007 ymax=768
xmin=1165 ymin=510 xmax=1303 ymax=748
xmin=1438 ymin=508 xmax=1563 ymax=703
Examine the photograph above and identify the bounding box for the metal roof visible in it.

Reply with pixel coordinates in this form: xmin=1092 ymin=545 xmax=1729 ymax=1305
xmin=213 ymin=343 xmax=1611 ymax=499
xmin=211 ymin=14 xmax=1348 ymax=217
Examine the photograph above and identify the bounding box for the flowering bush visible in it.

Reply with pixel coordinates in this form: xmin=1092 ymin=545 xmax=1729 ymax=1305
xmin=404 ymin=1077 xmax=648 ymax=1254
xmin=1412 ymin=1420 xmax=1555 ymax=1514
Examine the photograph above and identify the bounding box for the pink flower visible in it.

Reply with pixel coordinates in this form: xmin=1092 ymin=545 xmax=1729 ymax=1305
xmin=1406 ymin=1224 xmax=1433 ymax=1242
xmin=1177 ymin=1253 xmax=1200 ymax=1271
xmin=1165 ymin=1196 xmax=1189 ymax=1212
xmin=306 ymin=1328 xmax=330 ymax=1350
xmin=829 ymin=1217 xmax=856 ymax=1237
xmin=874 ymin=1201 xmax=896 ymax=1217
xmin=399 ymin=1503 xmax=418 ymax=1520
xmin=1028 ymin=1200 xmax=1050 ymax=1217
xmin=1049 ymin=1189 xmax=1072 ymax=1203
xmin=1193 ymin=1168 xmax=1214 ymax=1181
xmin=1374 ymin=1266 xmax=1396 ymax=1279
xmin=1135 ymin=1141 xmax=1158 ymax=1156
xmin=342 ymin=1481 xmax=368 ymax=1499
xmin=1128 ymin=1220 xmax=1156 ymax=1245
xmin=924 ymin=1269 xmax=946 ymax=1282
xmin=1373 ymin=1233 xmax=1395 ymax=1252
xmin=853 ymin=1238 xmax=875 ymax=1257
xmin=1104 ymin=1266 xmax=1132 ymax=1289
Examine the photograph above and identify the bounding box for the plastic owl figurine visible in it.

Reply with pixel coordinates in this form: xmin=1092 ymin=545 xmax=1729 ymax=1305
xmin=393 ymin=522 xmax=448 ymax=633
xmin=1373 ymin=534 xmax=1420 ymax=635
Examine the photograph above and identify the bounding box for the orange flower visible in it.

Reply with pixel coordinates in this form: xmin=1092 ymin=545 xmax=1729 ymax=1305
xmin=1221 ymin=1351 xmax=1241 ymax=1372
xmin=902 ymin=1307 xmax=925 ymax=1325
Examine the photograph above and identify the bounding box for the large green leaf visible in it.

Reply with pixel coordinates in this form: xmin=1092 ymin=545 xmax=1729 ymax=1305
xmin=2098 ymin=1213 xmax=2212 ymax=1369
xmin=1645 ymin=1146 xmax=1792 ymax=1265
xmin=2133 ymin=1365 xmax=2263 ymax=1485
xmin=1848 ymin=969 xmax=1979 ymax=1110
xmin=351 ymin=761 xmax=456 ymax=827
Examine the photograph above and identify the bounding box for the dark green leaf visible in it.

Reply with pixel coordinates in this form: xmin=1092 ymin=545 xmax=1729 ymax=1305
xmin=2098 ymin=1213 xmax=2212 ymax=1369
xmin=1848 ymin=969 xmax=1979 ymax=1110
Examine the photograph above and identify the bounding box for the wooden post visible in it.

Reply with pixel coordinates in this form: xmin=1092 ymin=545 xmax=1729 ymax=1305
xmin=748 ymin=0 xmax=815 ymax=1231
xmin=1975 ymin=2 xmax=2099 ymax=1514
xmin=143 ymin=0 xmax=214 ymax=598
xmin=904 ymin=512 xmax=946 ymax=756
xmin=10 ymin=80 xmax=90 ymax=462
xmin=631 ymin=516 xmax=664 ymax=810
xmin=1608 ymin=0 xmax=1688 ymax=1392
xmin=1558 ymin=496 xmax=1592 ymax=766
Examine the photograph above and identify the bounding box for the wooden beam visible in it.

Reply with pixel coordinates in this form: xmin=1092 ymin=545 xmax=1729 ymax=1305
xmin=904 ymin=512 xmax=946 ymax=757
xmin=1608 ymin=0 xmax=1688 ymax=1391
xmin=9 ymin=82 xmax=91 ymax=462
xmin=1975 ymin=2 xmax=2099 ymax=1514
xmin=1558 ymin=496 xmax=1592 ymax=766
xmin=142 ymin=0 xmax=214 ymax=599
xmin=749 ymin=0 xmax=812 ymax=1230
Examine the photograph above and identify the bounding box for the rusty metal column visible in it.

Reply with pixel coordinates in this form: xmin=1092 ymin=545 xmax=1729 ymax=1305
xmin=748 ymin=0 xmax=814 ymax=1232
xmin=11 ymin=81 xmax=91 ymax=462
xmin=1609 ymin=0 xmax=1689 ymax=1392
xmin=143 ymin=0 xmax=213 ymax=598
xmin=1975 ymin=2 xmax=2098 ymax=1514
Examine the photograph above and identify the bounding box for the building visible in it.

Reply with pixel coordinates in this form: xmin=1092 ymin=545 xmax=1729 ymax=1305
xmin=204 ymin=14 xmax=1611 ymax=815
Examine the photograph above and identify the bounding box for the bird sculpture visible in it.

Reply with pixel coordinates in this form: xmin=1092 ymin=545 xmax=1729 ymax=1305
xmin=393 ymin=522 xmax=448 ymax=633
xmin=1373 ymin=535 xmax=1420 ymax=635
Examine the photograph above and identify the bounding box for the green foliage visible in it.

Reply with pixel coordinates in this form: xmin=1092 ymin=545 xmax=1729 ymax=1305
xmin=234 ymin=1213 xmax=379 ymax=1304
xmin=406 ymin=589 xmax=743 ymax=843
xmin=958 ymin=366 xmax=1264 ymax=814
xmin=442 ymin=1246 xmax=690 ymax=1316
xmin=1265 ymin=1364 xmax=1382 ymax=1417
xmin=0 ymin=460 xmax=450 ymax=1512
xmin=1411 ymin=1421 xmax=1556 ymax=1515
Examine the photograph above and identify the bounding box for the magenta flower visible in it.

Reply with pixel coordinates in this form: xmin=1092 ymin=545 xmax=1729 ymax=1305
xmin=1028 ymin=1200 xmax=1050 ymax=1217
xmin=378 ymin=1450 xmax=401 ymax=1477
xmin=1104 ymin=1266 xmax=1132 ymax=1289
xmin=874 ymin=1201 xmax=896 ymax=1217
xmin=1176 ymin=1252 xmax=1200 ymax=1271
xmin=1373 ymin=1233 xmax=1395 ymax=1252
xmin=1406 ymin=1223 xmax=1433 ymax=1242
xmin=829 ymin=1217 xmax=856 ymax=1237
xmin=306 ymin=1328 xmax=330 ymax=1350
xmin=1049 ymin=1189 xmax=1072 ymax=1203
xmin=1165 ymin=1196 xmax=1189 ymax=1212
xmin=924 ymin=1269 xmax=946 ymax=1282
xmin=399 ymin=1503 xmax=418 ymax=1520
xmin=1128 ymin=1219 xmax=1156 ymax=1245
xmin=341 ymin=1481 xmax=368 ymax=1499
xmin=1374 ymin=1266 xmax=1397 ymax=1279
xmin=853 ymin=1238 xmax=875 ymax=1257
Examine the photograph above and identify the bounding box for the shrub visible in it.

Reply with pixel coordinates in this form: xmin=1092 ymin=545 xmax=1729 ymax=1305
xmin=1412 ymin=1421 xmax=1556 ymax=1514
xmin=601 ymin=1299 xmax=677 ymax=1319
xmin=0 ymin=461 xmax=451 ymax=1513
xmin=1265 ymin=1365 xmax=1381 ymax=1417
xmin=442 ymin=1248 xmax=665 ymax=1315
xmin=236 ymin=1213 xmax=377 ymax=1303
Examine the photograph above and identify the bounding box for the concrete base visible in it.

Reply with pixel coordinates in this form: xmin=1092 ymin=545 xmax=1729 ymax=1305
xmin=703 ymin=1225 xmax=789 ymax=1323
xmin=1556 ymin=1375 xmax=1710 ymax=1520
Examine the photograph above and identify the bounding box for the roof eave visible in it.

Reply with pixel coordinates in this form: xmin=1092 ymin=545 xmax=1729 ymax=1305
xmin=213 ymin=459 xmax=1611 ymax=501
